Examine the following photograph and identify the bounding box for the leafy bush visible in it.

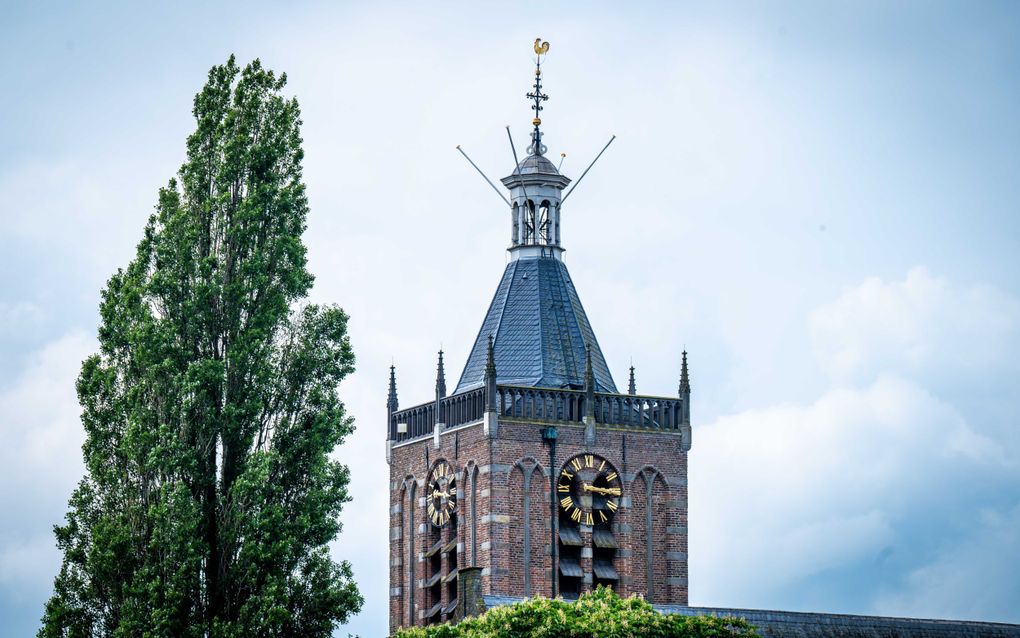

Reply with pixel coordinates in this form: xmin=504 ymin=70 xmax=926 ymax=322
xmin=393 ymin=586 xmax=758 ymax=638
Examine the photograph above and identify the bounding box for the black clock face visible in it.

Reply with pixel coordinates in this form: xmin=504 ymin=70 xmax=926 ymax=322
xmin=426 ymin=461 xmax=457 ymax=527
xmin=557 ymin=454 xmax=620 ymax=527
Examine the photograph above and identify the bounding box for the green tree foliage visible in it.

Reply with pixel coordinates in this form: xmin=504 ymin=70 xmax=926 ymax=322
xmin=394 ymin=587 xmax=759 ymax=638
xmin=40 ymin=56 xmax=363 ymax=638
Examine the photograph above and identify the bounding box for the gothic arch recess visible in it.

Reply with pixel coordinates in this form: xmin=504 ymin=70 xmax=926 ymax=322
xmin=402 ymin=477 xmax=418 ymax=626
xmin=629 ymin=467 xmax=669 ymax=602
xmin=466 ymin=463 xmax=480 ymax=566
xmin=393 ymin=480 xmax=407 ymax=629
xmin=508 ymin=457 xmax=548 ymax=597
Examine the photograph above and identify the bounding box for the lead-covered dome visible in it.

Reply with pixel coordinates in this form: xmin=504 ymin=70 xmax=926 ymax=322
xmin=515 ymin=154 xmax=559 ymax=175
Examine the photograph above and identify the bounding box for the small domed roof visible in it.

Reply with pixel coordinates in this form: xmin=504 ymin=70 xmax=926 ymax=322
xmin=515 ymin=154 xmax=559 ymax=175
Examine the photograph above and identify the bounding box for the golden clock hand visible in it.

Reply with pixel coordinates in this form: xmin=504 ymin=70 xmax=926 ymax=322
xmin=582 ymin=484 xmax=622 ymax=496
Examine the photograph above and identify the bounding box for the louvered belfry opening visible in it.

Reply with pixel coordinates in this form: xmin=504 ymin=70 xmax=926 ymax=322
xmin=442 ymin=510 xmax=459 ymax=621
xmin=424 ymin=526 xmax=442 ymax=624
xmin=557 ymin=512 xmax=583 ymax=598
xmin=592 ymin=527 xmax=620 ymax=589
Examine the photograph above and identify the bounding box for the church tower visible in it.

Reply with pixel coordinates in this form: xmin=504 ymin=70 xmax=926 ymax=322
xmin=386 ymin=41 xmax=692 ymax=632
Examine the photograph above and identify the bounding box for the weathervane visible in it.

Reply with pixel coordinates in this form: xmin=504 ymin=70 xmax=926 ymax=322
xmin=527 ymin=38 xmax=550 ymax=155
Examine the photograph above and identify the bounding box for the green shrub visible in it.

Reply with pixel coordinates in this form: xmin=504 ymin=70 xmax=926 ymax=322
xmin=393 ymin=586 xmax=759 ymax=638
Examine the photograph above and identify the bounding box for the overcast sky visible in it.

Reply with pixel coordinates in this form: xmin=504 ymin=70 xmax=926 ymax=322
xmin=2 ymin=2 xmax=1019 ymax=636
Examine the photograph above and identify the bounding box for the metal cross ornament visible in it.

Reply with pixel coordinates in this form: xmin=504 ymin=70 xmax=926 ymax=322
xmin=527 ymin=38 xmax=550 ymax=155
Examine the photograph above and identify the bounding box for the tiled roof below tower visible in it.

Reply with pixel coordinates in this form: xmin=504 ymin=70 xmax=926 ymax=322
xmin=479 ymin=598 xmax=1020 ymax=637
xmin=454 ymin=257 xmax=617 ymax=394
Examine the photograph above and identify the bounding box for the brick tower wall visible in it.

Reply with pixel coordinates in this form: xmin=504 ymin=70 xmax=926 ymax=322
xmin=388 ymin=417 xmax=688 ymax=633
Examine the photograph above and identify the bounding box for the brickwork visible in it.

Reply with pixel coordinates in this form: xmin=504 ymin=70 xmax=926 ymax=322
xmin=628 ymin=472 xmax=649 ymax=598
xmin=650 ymin=473 xmax=671 ymax=602
xmin=388 ymin=416 xmax=689 ymax=633
xmin=528 ymin=465 xmax=553 ymax=598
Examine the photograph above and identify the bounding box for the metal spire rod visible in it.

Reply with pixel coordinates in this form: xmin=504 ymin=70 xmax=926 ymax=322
xmin=456 ymin=144 xmax=510 ymax=207
xmin=505 ymin=126 xmax=531 ymax=202
xmin=560 ymin=135 xmax=616 ymax=204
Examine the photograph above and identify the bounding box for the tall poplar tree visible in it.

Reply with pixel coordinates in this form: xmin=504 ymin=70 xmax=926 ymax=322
xmin=40 ymin=56 xmax=363 ymax=637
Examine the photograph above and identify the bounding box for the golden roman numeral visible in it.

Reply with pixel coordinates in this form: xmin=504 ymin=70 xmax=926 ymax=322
xmin=557 ymin=484 xmax=570 ymax=493
xmin=570 ymin=508 xmax=582 ymax=522
xmin=607 ymin=499 xmax=618 ymax=512
xmin=561 ymin=470 xmax=573 ymax=480
xmin=560 ymin=496 xmax=573 ymax=509
xmin=599 ymin=459 xmax=606 ymax=472
xmin=584 ymin=455 xmax=594 ymax=468
xmin=605 ymin=471 xmax=618 ymax=482
xmin=571 ymin=458 xmax=582 ymax=471
xmin=585 ymin=511 xmax=594 ymax=526
xmin=599 ymin=510 xmax=608 ymax=522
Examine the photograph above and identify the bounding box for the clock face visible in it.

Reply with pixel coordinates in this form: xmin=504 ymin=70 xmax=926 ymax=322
xmin=426 ymin=461 xmax=457 ymax=527
xmin=557 ymin=454 xmax=621 ymax=527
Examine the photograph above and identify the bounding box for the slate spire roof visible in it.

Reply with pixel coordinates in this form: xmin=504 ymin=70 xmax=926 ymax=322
xmin=453 ymin=257 xmax=617 ymax=394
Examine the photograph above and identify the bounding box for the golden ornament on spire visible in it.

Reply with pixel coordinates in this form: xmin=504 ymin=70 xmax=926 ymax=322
xmin=534 ymin=38 xmax=550 ymax=56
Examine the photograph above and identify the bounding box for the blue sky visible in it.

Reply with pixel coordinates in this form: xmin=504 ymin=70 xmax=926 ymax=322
xmin=2 ymin=2 xmax=1019 ymax=636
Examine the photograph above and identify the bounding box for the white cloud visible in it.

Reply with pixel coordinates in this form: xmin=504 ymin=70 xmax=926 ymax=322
xmin=690 ymin=374 xmax=1002 ymax=605
xmin=810 ymin=266 xmax=1020 ymax=385
xmin=0 ymin=331 xmax=93 ymax=599
xmin=0 ymin=158 xmax=151 ymax=285
xmin=691 ymin=269 xmax=1019 ymax=620
xmin=0 ymin=303 xmax=44 ymax=334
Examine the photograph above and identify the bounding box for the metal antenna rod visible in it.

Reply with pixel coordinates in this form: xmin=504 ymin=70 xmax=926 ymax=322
xmin=505 ymin=126 xmax=527 ymax=193
xmin=506 ymin=126 xmax=534 ymax=242
xmin=456 ymin=145 xmax=510 ymax=207
xmin=560 ymin=135 xmax=616 ymax=204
